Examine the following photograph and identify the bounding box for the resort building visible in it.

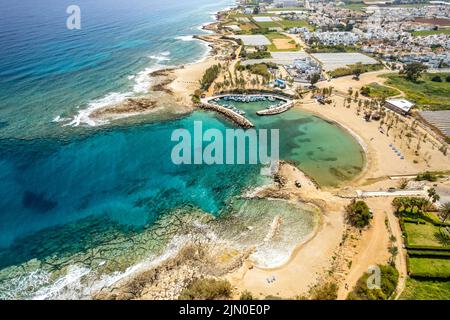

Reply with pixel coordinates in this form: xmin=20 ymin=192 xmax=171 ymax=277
xmin=384 ymin=99 xmax=414 ymax=115
xmin=285 ymin=57 xmax=322 ymax=83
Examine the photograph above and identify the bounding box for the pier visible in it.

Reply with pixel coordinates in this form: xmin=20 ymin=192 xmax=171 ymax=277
xmin=199 ymin=99 xmax=254 ymax=128
xmin=256 ymin=101 xmax=294 ymax=116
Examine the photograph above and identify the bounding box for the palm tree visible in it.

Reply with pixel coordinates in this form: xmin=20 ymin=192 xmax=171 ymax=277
xmin=427 ymin=188 xmax=440 ymax=206
xmin=439 ymin=202 xmax=450 ymax=222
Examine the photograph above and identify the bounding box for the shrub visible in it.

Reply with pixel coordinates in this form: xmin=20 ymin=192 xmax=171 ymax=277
xmin=347 ymin=265 xmax=399 ymax=300
xmin=416 ymin=171 xmax=437 ymax=182
xmin=309 ymin=282 xmax=338 ymax=300
xmin=178 ymin=278 xmax=232 ymax=300
xmin=200 ymin=64 xmax=221 ymax=91
xmin=446 ymin=75 xmax=450 ymax=82
xmin=346 ymin=200 xmax=372 ymax=228
xmin=431 ymin=75 xmax=442 ymax=82
xmin=360 ymin=86 xmax=371 ymax=96
xmin=239 ymin=290 xmax=255 ymax=300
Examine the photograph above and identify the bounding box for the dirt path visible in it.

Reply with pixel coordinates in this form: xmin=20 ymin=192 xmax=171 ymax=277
xmin=337 ymin=198 xmax=391 ymax=299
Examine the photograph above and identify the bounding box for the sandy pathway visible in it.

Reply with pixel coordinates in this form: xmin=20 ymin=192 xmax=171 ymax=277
xmin=337 ymin=198 xmax=391 ymax=299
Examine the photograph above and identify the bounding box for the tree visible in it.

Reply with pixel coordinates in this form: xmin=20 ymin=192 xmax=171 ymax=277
xmin=310 ymin=73 xmax=321 ymax=86
xmin=353 ymin=62 xmax=364 ymax=80
xmin=295 ymin=87 xmax=304 ymax=99
xmin=400 ymin=62 xmax=428 ymax=82
xmin=427 ymin=188 xmax=440 ymax=205
xmin=439 ymin=202 xmax=450 ymax=222
xmin=346 ymin=200 xmax=373 ymax=228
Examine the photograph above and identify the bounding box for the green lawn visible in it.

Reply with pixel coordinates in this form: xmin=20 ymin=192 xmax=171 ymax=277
xmin=266 ymin=7 xmax=307 ymax=12
xmin=255 ymin=21 xmax=281 ymax=28
xmin=412 ymin=29 xmax=450 ymax=37
xmin=382 ymin=73 xmax=450 ymax=110
xmin=278 ymin=19 xmax=313 ymax=30
xmin=253 ymin=18 xmax=313 ymax=31
xmin=329 ymin=63 xmax=383 ymax=78
xmin=401 ymin=278 xmax=450 ymax=300
xmin=409 ymin=257 xmax=450 ymax=278
xmin=342 ymin=4 xmax=367 ymax=11
xmin=264 ymin=32 xmax=289 ymax=40
xmin=361 ymin=82 xmax=400 ymax=98
xmin=404 ymin=222 xmax=446 ymax=247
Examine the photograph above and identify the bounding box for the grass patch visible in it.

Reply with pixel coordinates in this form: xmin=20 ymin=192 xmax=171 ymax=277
xmin=412 ymin=29 xmax=450 ymax=37
xmin=330 ymin=63 xmax=383 ymax=78
xmin=404 ymin=222 xmax=447 ymax=248
xmin=278 ymin=19 xmax=313 ymax=30
xmin=307 ymin=45 xmax=359 ymax=53
xmin=342 ymin=4 xmax=367 ymax=11
xmin=255 ymin=21 xmax=280 ymax=29
xmin=360 ymin=82 xmax=400 ymax=98
xmin=409 ymin=257 xmax=450 ymax=278
xmin=381 ymin=73 xmax=450 ymax=110
xmin=401 ymin=278 xmax=450 ymax=300
xmin=266 ymin=7 xmax=307 ymax=12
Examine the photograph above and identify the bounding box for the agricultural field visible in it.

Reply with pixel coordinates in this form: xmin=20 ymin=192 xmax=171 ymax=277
xmin=265 ymin=33 xmax=300 ymax=52
xmin=412 ymin=29 xmax=450 ymax=37
xmin=277 ymin=19 xmax=312 ymax=30
xmin=382 ymin=73 xmax=450 ymax=110
xmin=250 ymin=16 xmax=312 ymax=31
xmin=342 ymin=4 xmax=367 ymax=11
xmin=401 ymin=278 xmax=450 ymax=300
xmin=266 ymin=7 xmax=307 ymax=12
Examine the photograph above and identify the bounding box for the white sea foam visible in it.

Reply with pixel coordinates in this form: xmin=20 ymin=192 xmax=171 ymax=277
xmin=149 ymin=53 xmax=171 ymax=63
xmin=175 ymin=35 xmax=195 ymax=42
xmin=32 ymin=265 xmax=91 ymax=300
xmin=65 ymin=92 xmax=131 ymax=127
xmin=25 ymin=234 xmax=193 ymax=299
xmin=52 ymin=115 xmax=71 ymax=123
xmin=64 ymin=62 xmax=169 ymax=127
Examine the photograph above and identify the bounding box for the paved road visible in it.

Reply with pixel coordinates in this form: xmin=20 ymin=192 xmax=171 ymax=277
xmin=356 ymin=189 xmax=428 ymax=198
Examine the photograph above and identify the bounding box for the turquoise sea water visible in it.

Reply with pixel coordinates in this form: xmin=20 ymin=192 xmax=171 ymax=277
xmin=0 ymin=0 xmax=364 ymax=299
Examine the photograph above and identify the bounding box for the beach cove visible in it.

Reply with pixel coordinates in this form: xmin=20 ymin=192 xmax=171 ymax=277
xmin=0 ymin=0 xmax=374 ymax=300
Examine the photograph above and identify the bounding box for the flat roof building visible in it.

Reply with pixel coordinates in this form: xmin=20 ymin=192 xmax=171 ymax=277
xmin=385 ymin=99 xmax=414 ymax=115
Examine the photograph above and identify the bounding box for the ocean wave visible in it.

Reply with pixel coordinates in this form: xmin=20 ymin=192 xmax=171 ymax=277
xmin=28 ymin=234 xmax=192 ymax=299
xmin=149 ymin=51 xmax=171 ymax=63
xmin=32 ymin=265 xmax=91 ymax=300
xmin=175 ymin=35 xmax=195 ymax=42
xmin=64 ymin=92 xmax=132 ymax=127
xmin=62 ymin=63 xmax=167 ymax=127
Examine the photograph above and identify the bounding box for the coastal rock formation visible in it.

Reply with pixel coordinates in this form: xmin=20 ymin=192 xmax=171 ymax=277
xmin=91 ymin=98 xmax=158 ymax=118
xmin=94 ymin=242 xmax=253 ymax=300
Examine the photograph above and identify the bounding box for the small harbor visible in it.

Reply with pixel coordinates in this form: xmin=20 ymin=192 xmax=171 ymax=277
xmin=201 ymin=93 xmax=294 ymax=127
